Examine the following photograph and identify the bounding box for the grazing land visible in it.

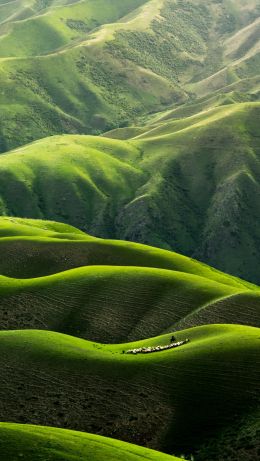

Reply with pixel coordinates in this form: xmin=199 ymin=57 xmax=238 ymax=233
xmin=0 ymin=1 xmax=259 ymax=460
xmin=0 ymin=325 xmax=259 ymax=458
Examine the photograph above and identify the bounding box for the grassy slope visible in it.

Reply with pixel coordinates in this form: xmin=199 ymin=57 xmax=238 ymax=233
xmin=0 ymin=3 xmax=259 ymax=460
xmin=0 ymin=324 xmax=258 ymax=455
xmin=0 ymin=265 xmax=254 ymax=343
xmin=0 ymin=0 xmax=150 ymax=57
xmin=0 ymin=216 xmax=87 ymax=237
xmin=0 ymin=0 xmax=258 ymax=151
xmin=0 ymin=0 xmax=176 ymax=151
xmin=0 ymin=217 xmax=255 ymax=290
xmin=0 ymin=423 xmax=181 ymax=461
xmin=0 ymin=136 xmax=144 ymax=236
xmin=1 ymin=102 xmax=260 ymax=282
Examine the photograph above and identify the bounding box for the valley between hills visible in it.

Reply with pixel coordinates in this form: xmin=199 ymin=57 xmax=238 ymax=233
xmin=0 ymin=1 xmax=259 ymax=461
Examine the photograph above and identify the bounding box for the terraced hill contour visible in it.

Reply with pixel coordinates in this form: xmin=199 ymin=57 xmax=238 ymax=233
xmin=0 ymin=217 xmax=259 ymax=342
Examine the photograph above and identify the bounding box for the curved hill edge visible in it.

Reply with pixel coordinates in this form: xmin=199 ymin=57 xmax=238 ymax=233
xmin=0 ymin=323 xmax=259 ymax=359
xmin=1 ymin=264 xmax=253 ymax=342
xmin=0 ymin=422 xmax=182 ymax=461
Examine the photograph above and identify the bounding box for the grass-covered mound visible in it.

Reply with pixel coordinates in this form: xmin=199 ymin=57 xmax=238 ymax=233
xmin=0 ymin=217 xmax=87 ymax=239
xmin=1 ymin=265 xmax=258 ymax=342
xmin=0 ymin=136 xmax=144 ymax=237
xmin=0 ymin=325 xmax=259 ymax=455
xmin=0 ymin=423 xmax=181 ymax=461
xmin=0 ymin=217 xmax=254 ymax=290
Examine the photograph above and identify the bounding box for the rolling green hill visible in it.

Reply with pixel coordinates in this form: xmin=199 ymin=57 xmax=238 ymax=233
xmin=0 ymin=136 xmax=144 ymax=237
xmin=114 ymin=102 xmax=260 ymax=283
xmin=0 ymin=217 xmax=258 ymax=461
xmin=0 ymin=424 xmax=181 ymax=461
xmin=1 ymin=102 xmax=260 ymax=282
xmin=0 ymin=2 xmax=259 ymax=459
xmin=1 ymin=217 xmax=254 ymax=288
xmin=0 ymin=218 xmax=259 ymax=342
xmin=1 ymin=265 xmax=259 ymax=342
xmin=0 ymin=0 xmax=149 ymax=57
xmin=0 ymin=325 xmax=259 ymax=457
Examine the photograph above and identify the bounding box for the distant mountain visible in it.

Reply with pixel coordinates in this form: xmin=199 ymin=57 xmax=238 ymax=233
xmin=0 ymin=0 xmax=259 ymax=151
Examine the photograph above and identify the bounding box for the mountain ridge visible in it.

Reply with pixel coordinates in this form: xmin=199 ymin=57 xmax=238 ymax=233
xmin=1 ymin=102 xmax=260 ymax=282
xmin=0 ymin=0 xmax=259 ymax=151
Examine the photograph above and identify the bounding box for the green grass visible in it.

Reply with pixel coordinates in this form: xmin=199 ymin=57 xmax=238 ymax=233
xmin=0 ymin=423 xmax=182 ymax=461
xmin=0 ymin=324 xmax=258 ymax=455
xmin=0 ymin=218 xmax=258 ymax=459
xmin=0 ymin=216 xmax=87 ymax=238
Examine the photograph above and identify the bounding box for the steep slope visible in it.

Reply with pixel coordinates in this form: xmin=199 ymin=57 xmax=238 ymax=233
xmin=0 ymin=325 xmax=259 ymax=456
xmin=115 ymin=102 xmax=260 ymax=283
xmin=0 ymin=424 xmax=181 ymax=461
xmin=1 ymin=103 xmax=260 ymax=282
xmin=0 ymin=0 xmax=259 ymax=151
